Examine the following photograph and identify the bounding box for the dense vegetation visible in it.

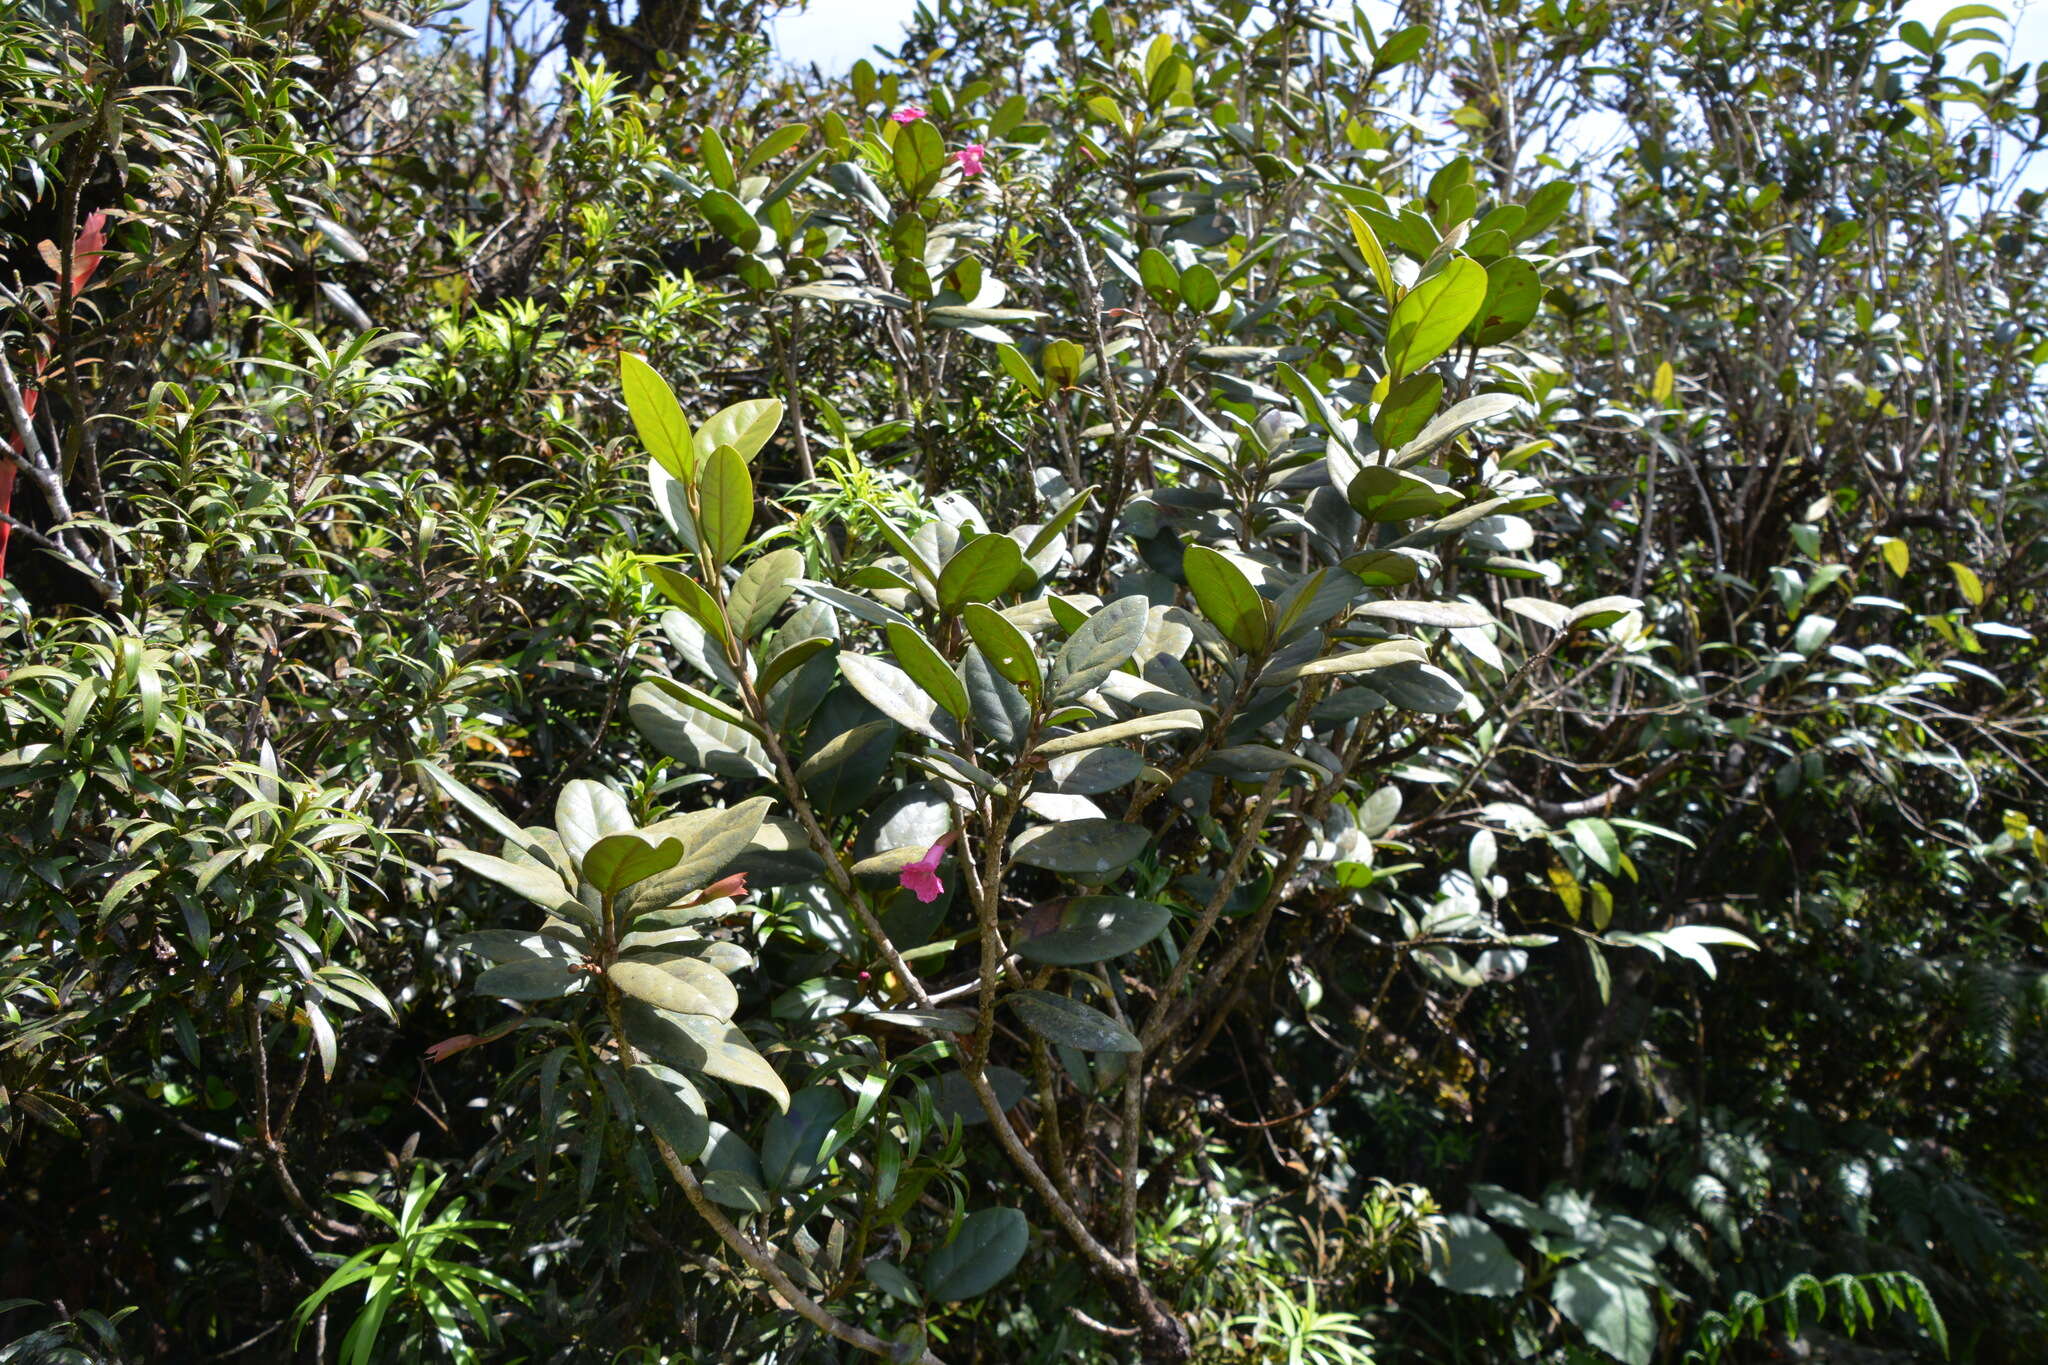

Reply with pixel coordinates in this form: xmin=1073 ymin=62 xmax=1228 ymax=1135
xmin=2 ymin=0 xmax=2044 ymax=1360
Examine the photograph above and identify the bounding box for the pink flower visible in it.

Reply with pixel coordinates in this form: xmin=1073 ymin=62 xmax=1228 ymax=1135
xmin=898 ymin=830 xmax=957 ymax=904
xmin=953 ymin=144 xmax=988 ymax=177
xmin=891 ymin=106 xmax=927 ymax=124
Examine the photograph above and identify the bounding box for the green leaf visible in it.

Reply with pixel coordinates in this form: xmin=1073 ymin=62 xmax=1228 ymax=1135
xmin=1385 ymin=257 xmax=1487 ymax=379
xmin=699 ymin=445 xmax=754 ymax=565
xmin=1048 ymin=595 xmax=1149 ymax=702
xmin=885 ymin=622 xmax=970 ymax=720
xmin=760 ymin=1086 xmax=847 ymax=1188
xmin=1371 ymin=661 xmax=1468 ymax=713
xmin=581 ymin=833 xmax=684 ymax=896
xmin=924 ymin=1207 xmax=1030 ymax=1301
xmin=1178 ymin=262 xmax=1220 ymax=312
xmin=441 ymin=849 xmax=580 ymax=918
xmin=609 ymin=958 xmax=739 ymax=1020
xmin=741 ymin=122 xmax=808 ymax=173
xmin=630 ymin=683 xmax=775 ymax=780
xmin=698 ymin=189 xmax=763 ymax=251
xmin=475 ymin=958 xmax=580 ymax=1002
xmin=1182 ymin=546 xmax=1269 ymax=652
xmin=759 ymin=635 xmax=834 ymax=695
xmin=727 ymin=547 xmax=803 ymax=640
xmin=699 ymin=125 xmax=736 ymax=189
xmin=937 ymin=534 xmax=1024 ymax=610
xmin=628 ymin=797 xmax=775 ymax=914
xmin=1024 ymin=484 xmax=1098 ymax=559
xmin=1346 ymin=467 xmax=1459 ymax=522
xmin=1373 ymin=373 xmax=1444 ymax=451
xmin=1033 ymin=709 xmax=1203 ymax=756
xmin=1137 ymin=246 xmax=1181 ymax=309
xmin=892 ymin=117 xmax=947 ymax=194
xmin=627 ymin=1063 xmax=710 ymax=1163
xmin=1007 ymin=990 xmax=1140 ymax=1052
xmin=621 ymin=1001 xmax=789 ymax=1111
xmin=1010 ymin=819 xmax=1150 ymax=879
xmin=1469 ymin=257 xmax=1542 ymax=345
xmin=1428 ymin=1214 xmax=1523 ymax=1296
xmin=1344 ymin=207 xmax=1396 ymax=302
xmin=1014 ymin=897 xmax=1172 ymax=965
xmin=700 ymin=1124 xmax=771 ymax=1209
xmin=556 ymin=779 xmax=636 ymax=864
xmin=838 ymin=652 xmax=956 ymax=743
xmin=417 ymin=762 xmax=544 ymax=858
xmin=1517 ymin=179 xmax=1576 ymax=240
xmin=1554 ymin=1255 xmax=1656 ymax=1365
xmin=621 ymin=353 xmax=694 ymax=479
xmin=646 ymin=562 xmax=731 ymax=645
xmin=1567 ymin=817 xmax=1622 ymax=876
xmin=995 ymin=343 xmax=1044 ymax=399
xmin=697 ymin=399 xmax=784 ymax=464
xmin=962 ymin=603 xmax=1042 ymax=691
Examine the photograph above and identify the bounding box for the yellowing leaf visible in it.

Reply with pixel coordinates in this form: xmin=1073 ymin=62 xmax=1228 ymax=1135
xmin=1948 ymin=561 xmax=1985 ymax=606
xmin=1651 ymin=360 xmax=1674 ymax=405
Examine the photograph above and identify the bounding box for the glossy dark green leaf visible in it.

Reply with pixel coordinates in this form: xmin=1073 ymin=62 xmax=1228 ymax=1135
xmin=924 ymin=1207 xmax=1030 ymax=1301
xmin=1372 ymin=373 xmax=1444 ymax=451
xmin=1009 ymin=818 xmax=1150 ymax=878
xmin=475 ymin=957 xmax=580 ymax=1001
xmin=1014 ymin=897 xmax=1172 ymax=964
xmin=760 ymin=1085 xmax=847 ymax=1188
xmin=698 ymin=189 xmax=762 ymax=251
xmin=1346 ymin=467 xmax=1459 ymax=522
xmin=1048 ymin=595 xmax=1149 ymax=702
xmin=627 ymin=1063 xmax=710 ymax=1163
xmin=1007 ymin=990 xmax=1140 ymax=1052
xmin=1469 ymin=257 xmax=1542 ymax=345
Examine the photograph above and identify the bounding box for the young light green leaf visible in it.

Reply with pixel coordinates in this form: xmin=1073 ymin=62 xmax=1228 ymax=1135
xmin=698 ymin=445 xmax=754 ymax=566
xmin=885 ymin=622 xmax=971 ymax=720
xmin=621 ymin=353 xmax=694 ymax=479
xmin=937 ymin=533 xmax=1024 ymax=611
xmin=696 ymin=399 xmax=784 ymax=464
xmin=1385 ymin=256 xmax=1487 ymax=379
xmin=581 ymin=833 xmax=684 ymax=896
xmin=962 ymin=603 xmax=1042 ymax=691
